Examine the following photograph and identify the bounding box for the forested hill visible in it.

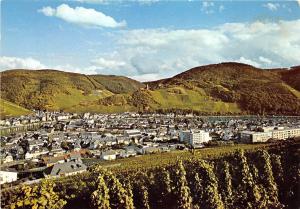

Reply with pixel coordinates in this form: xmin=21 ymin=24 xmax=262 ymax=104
xmin=2 ymin=140 xmax=299 ymax=209
xmin=1 ymin=62 xmax=300 ymax=116
xmin=0 ymin=69 xmax=144 ymax=114
xmin=277 ymin=66 xmax=300 ymax=91
xmin=146 ymin=62 xmax=300 ymax=115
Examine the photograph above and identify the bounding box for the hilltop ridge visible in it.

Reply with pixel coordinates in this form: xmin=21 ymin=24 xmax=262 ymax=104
xmin=1 ymin=62 xmax=300 ymax=117
xmin=145 ymin=62 xmax=300 ymax=115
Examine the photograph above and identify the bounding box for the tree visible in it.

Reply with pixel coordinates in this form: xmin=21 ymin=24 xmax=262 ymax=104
xmin=196 ymin=160 xmax=224 ymax=209
xmin=173 ymin=160 xmax=192 ymax=209
xmin=257 ymin=150 xmax=282 ymax=208
xmin=123 ymin=180 xmax=135 ymax=209
xmin=156 ymin=167 xmax=172 ymax=207
xmin=91 ymin=174 xmax=111 ymax=209
xmin=221 ymin=161 xmax=233 ymax=208
xmin=250 ymin=163 xmax=268 ymax=209
xmin=140 ymin=185 xmax=150 ymax=209
xmin=192 ymin=173 xmax=204 ymax=208
xmin=104 ymin=171 xmax=134 ymax=209
xmin=10 ymin=179 xmax=66 ymax=209
xmin=234 ymin=149 xmax=261 ymax=209
xmin=271 ymin=154 xmax=284 ymax=203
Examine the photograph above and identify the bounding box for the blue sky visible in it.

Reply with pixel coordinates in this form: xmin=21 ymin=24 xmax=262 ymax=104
xmin=1 ymin=0 xmax=300 ymax=81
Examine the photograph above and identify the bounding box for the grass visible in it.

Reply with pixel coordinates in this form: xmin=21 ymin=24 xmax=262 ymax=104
xmin=149 ymin=86 xmax=241 ymax=113
xmin=284 ymin=84 xmax=300 ymax=99
xmin=0 ymin=69 xmax=140 ymax=112
xmin=54 ymin=89 xmax=114 ymax=111
xmin=68 ymin=103 xmax=137 ymax=113
xmin=0 ymin=99 xmax=32 ymax=119
xmin=72 ymin=86 xmax=242 ymax=114
xmin=84 ymin=143 xmax=272 ymax=171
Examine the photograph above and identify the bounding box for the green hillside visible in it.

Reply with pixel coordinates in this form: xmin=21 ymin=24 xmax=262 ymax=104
xmin=277 ymin=66 xmax=300 ymax=91
xmin=0 ymin=69 xmax=143 ymax=112
xmin=77 ymin=86 xmax=240 ymax=114
xmin=148 ymin=86 xmax=240 ymax=113
xmin=0 ymin=99 xmax=32 ymax=119
xmin=90 ymin=75 xmax=145 ymax=94
xmin=147 ymin=62 xmax=300 ymax=115
xmin=1 ymin=63 xmax=300 ymax=115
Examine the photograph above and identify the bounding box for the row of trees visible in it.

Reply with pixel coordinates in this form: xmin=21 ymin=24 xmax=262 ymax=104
xmin=88 ymin=149 xmax=296 ymax=209
xmin=4 ymin=145 xmax=299 ymax=209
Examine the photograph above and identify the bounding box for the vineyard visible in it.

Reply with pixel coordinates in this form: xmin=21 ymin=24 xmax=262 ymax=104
xmin=2 ymin=140 xmax=299 ymax=209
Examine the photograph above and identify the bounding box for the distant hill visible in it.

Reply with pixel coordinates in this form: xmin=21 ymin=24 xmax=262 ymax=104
xmin=1 ymin=63 xmax=300 ymax=116
xmin=0 ymin=98 xmax=32 ymax=119
xmin=0 ymin=69 xmax=143 ymax=112
xmin=277 ymin=66 xmax=300 ymax=91
xmin=90 ymin=75 xmax=145 ymax=94
xmin=146 ymin=62 xmax=300 ymax=115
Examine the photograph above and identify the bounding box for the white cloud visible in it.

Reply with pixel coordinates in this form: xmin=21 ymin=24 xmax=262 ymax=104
xmin=129 ymin=73 xmax=162 ymax=82
xmin=219 ymin=5 xmax=225 ymax=12
xmin=201 ymin=1 xmax=214 ymax=14
xmin=91 ymin=57 xmax=126 ymax=70
xmin=73 ymin=0 xmax=107 ymax=3
xmin=38 ymin=6 xmax=55 ymax=16
xmin=259 ymin=56 xmax=272 ymax=65
xmin=0 ymin=56 xmax=99 ymax=75
xmin=236 ymin=57 xmax=261 ymax=67
xmin=2 ymin=19 xmax=300 ymax=82
xmin=38 ymin=4 xmax=126 ymax=28
xmin=297 ymin=0 xmax=300 ymax=7
xmin=263 ymin=3 xmax=280 ymax=11
xmin=0 ymin=56 xmax=46 ymax=70
xmin=93 ymin=19 xmax=300 ymax=80
xmin=137 ymin=0 xmax=160 ymax=5
xmin=71 ymin=0 xmax=159 ymax=4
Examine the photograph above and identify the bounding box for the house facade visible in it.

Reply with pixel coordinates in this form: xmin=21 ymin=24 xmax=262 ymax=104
xmin=0 ymin=171 xmax=18 ymax=184
xmin=179 ymin=130 xmax=212 ymax=145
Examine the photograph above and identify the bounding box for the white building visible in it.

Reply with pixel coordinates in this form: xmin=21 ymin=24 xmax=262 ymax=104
xmin=240 ymin=131 xmax=272 ymax=143
xmin=101 ymin=151 xmax=117 ymax=161
xmin=240 ymin=127 xmax=300 ymax=143
xmin=272 ymin=128 xmax=300 ymax=140
xmin=179 ymin=130 xmax=212 ymax=145
xmin=0 ymin=171 xmax=18 ymax=184
xmin=125 ymin=129 xmax=141 ymax=138
xmin=3 ymin=154 xmax=14 ymax=163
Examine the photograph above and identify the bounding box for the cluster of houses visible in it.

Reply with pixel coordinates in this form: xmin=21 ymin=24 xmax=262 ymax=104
xmin=1 ymin=112 xmax=300 ymax=185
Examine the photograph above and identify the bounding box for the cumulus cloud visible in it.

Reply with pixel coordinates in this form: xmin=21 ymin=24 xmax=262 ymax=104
xmin=91 ymin=57 xmax=126 ymax=70
xmin=38 ymin=6 xmax=55 ymax=16
xmin=201 ymin=1 xmax=215 ymax=14
xmin=0 ymin=56 xmax=46 ymax=70
xmin=137 ymin=0 xmax=160 ymax=5
xmin=2 ymin=19 xmax=300 ymax=81
xmin=71 ymin=0 xmax=159 ymax=4
xmin=236 ymin=57 xmax=261 ymax=67
xmin=0 ymin=56 xmax=100 ymax=75
xmin=259 ymin=56 xmax=272 ymax=65
xmin=129 ymin=73 xmax=162 ymax=82
xmin=88 ymin=19 xmax=300 ymax=80
xmin=263 ymin=3 xmax=280 ymax=11
xmin=219 ymin=5 xmax=225 ymax=12
xmin=38 ymin=4 xmax=126 ymax=28
xmin=73 ymin=0 xmax=107 ymax=3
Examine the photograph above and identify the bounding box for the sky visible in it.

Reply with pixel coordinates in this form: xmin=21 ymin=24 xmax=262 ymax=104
xmin=1 ymin=0 xmax=300 ymax=81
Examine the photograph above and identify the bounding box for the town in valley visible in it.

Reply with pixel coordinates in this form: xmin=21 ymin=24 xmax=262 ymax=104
xmin=1 ymin=111 xmax=299 ymax=186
